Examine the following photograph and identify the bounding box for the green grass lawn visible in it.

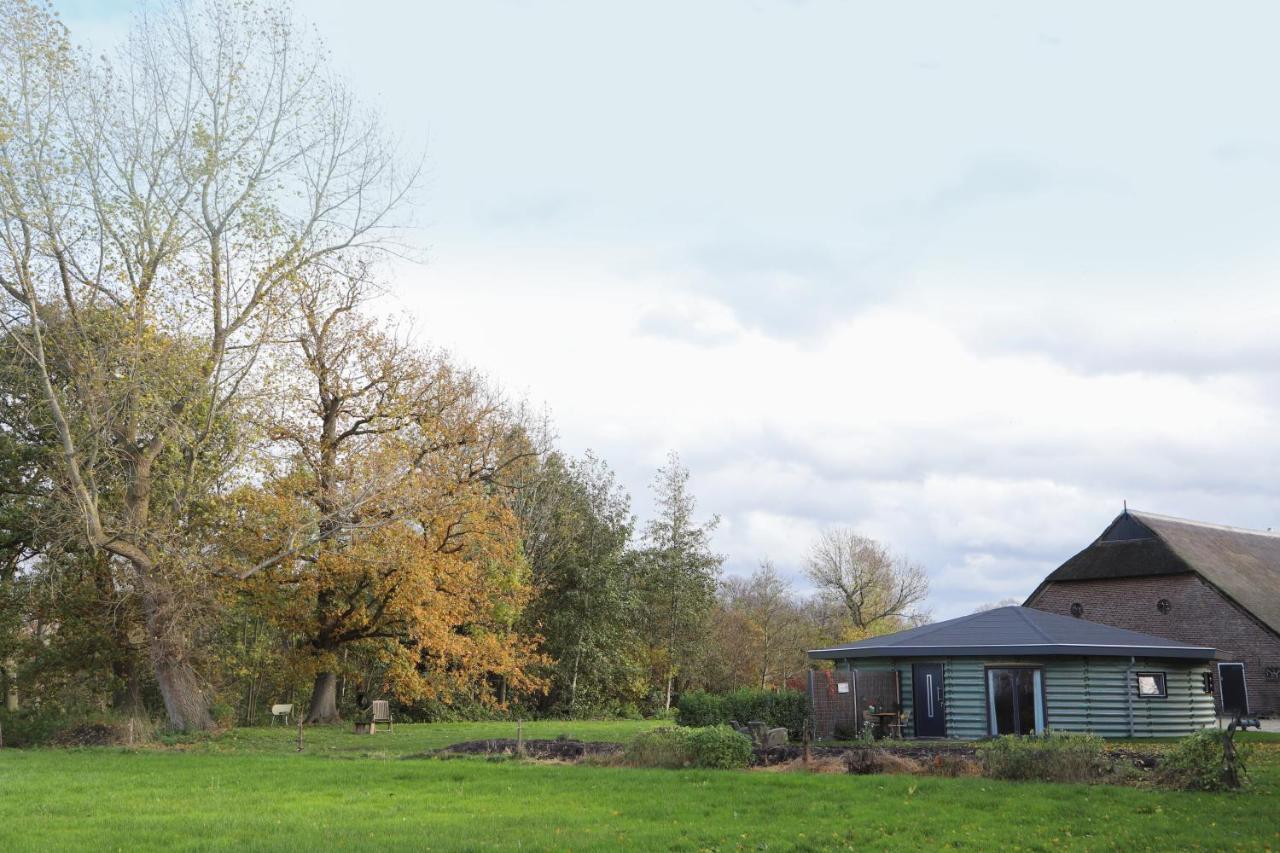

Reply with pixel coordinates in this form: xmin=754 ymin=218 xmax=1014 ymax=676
xmin=1 ymin=724 xmax=1277 ymax=851
xmin=165 ymin=718 xmax=664 ymax=758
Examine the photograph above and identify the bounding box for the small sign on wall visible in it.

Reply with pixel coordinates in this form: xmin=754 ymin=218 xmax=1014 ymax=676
xmin=837 ymin=682 xmax=850 ymax=694
xmin=1265 ymin=666 xmax=1280 ymax=682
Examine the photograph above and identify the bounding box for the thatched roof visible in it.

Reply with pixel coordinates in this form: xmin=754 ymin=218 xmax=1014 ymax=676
xmin=807 ymin=605 xmax=1215 ymax=660
xmin=1031 ymin=510 xmax=1280 ymax=636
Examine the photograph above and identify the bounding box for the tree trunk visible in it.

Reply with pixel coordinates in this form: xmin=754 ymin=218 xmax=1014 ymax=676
xmin=665 ymin=672 xmax=674 ymax=711
xmin=141 ymin=582 xmax=213 ymax=731
xmin=306 ymin=671 xmax=341 ymax=724
xmin=568 ymin=646 xmax=582 ymax=710
xmin=3 ymin=657 xmax=17 ymax=712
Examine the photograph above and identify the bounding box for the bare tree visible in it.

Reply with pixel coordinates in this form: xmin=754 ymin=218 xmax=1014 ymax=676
xmin=720 ymin=562 xmax=808 ymax=690
xmin=0 ymin=0 xmax=414 ymax=729
xmin=972 ymin=597 xmax=1021 ymax=613
xmin=805 ymin=528 xmax=929 ymax=636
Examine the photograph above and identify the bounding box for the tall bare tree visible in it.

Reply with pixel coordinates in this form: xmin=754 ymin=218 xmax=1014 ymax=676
xmin=805 ymin=527 xmax=929 ymax=637
xmin=0 ymin=0 xmax=413 ymax=729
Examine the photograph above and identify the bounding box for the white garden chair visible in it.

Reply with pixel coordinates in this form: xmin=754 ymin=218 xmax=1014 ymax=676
xmin=270 ymin=703 xmax=293 ymax=725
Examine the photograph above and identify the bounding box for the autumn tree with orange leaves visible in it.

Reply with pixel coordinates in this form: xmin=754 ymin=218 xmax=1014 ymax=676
xmin=227 ymin=268 xmax=545 ymax=722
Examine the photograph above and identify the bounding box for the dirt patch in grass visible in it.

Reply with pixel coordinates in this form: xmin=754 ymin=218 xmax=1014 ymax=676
xmin=752 ymin=743 xmax=979 ymax=767
xmin=1107 ymin=747 xmax=1159 ymax=770
xmin=432 ymin=738 xmax=626 ymax=761
xmin=430 ymin=737 xmax=1159 ymax=783
xmin=755 ymin=756 xmax=849 ymax=774
xmin=50 ymin=723 xmax=126 ymax=747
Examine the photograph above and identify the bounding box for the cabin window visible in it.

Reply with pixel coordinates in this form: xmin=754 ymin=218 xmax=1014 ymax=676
xmin=1136 ymin=672 xmax=1167 ymax=698
xmin=986 ymin=668 xmax=1045 ymax=736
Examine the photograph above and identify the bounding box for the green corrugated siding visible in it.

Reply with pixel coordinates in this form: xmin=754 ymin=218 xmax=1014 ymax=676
xmin=943 ymin=659 xmax=988 ymax=739
xmin=838 ymin=655 xmax=1215 ymax=739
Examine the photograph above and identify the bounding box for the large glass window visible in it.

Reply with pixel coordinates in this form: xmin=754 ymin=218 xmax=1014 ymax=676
xmin=987 ymin=668 xmax=1045 ymax=736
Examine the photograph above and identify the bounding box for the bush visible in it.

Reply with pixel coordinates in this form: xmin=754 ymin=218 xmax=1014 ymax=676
xmin=977 ymin=732 xmax=1110 ymax=783
xmin=675 ymin=689 xmax=808 ymax=740
xmin=675 ymin=692 xmax=726 ymax=728
xmin=1156 ymin=729 xmax=1251 ymax=791
xmin=625 ymin=726 xmax=694 ymax=768
xmin=0 ymin=709 xmax=68 ymax=747
xmin=688 ymin=725 xmax=752 ymax=769
xmin=625 ymin=725 xmax=752 ymax=769
xmin=0 ymin=710 xmax=159 ymax=748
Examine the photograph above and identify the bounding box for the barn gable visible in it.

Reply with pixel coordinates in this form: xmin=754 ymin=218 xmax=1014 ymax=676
xmin=1029 ymin=509 xmax=1280 ymax=636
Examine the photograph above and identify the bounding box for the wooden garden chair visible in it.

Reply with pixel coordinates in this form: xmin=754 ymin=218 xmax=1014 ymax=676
xmin=371 ymin=699 xmax=393 ymax=732
xmin=889 ymin=709 xmax=911 ymax=739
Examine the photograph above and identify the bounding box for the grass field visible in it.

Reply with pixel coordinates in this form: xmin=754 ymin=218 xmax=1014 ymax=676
xmin=1 ymin=722 xmax=1277 ymax=851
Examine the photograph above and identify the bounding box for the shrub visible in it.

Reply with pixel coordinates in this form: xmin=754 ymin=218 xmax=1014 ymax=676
xmin=688 ymin=725 xmax=752 ymax=769
xmin=625 ymin=726 xmax=693 ymax=768
xmin=0 ymin=710 xmax=160 ymax=748
xmin=977 ymin=732 xmax=1110 ymax=783
xmin=625 ymin=725 xmax=753 ymax=769
xmin=0 ymin=709 xmax=68 ymax=747
xmin=1156 ymin=729 xmax=1251 ymax=791
xmin=676 ymin=692 xmax=726 ymax=728
xmin=676 ymin=688 xmax=809 ymax=740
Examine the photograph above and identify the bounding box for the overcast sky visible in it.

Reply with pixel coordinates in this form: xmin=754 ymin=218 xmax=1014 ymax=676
xmin=60 ymin=1 xmax=1280 ymax=618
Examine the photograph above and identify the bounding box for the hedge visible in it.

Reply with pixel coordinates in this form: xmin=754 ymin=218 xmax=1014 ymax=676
xmin=676 ymin=689 xmax=808 ymax=740
xmin=624 ymin=725 xmax=752 ymax=769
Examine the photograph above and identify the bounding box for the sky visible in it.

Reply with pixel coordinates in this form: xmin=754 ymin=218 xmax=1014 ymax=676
xmin=58 ymin=1 xmax=1280 ymax=618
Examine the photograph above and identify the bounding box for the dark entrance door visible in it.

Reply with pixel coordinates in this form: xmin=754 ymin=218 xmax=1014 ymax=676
xmin=1218 ymin=663 xmax=1249 ymax=716
xmin=912 ymin=663 xmax=945 ymax=737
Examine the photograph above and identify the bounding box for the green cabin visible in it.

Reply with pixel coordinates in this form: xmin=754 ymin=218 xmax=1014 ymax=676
xmin=807 ymin=606 xmax=1217 ymax=739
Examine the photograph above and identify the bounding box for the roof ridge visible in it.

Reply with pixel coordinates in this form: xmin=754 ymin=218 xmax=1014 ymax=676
xmin=1129 ymin=509 xmax=1280 ymax=539
xmin=884 ymin=613 xmax=973 ymax=643
xmin=1010 ymin=605 xmax=1054 ymax=642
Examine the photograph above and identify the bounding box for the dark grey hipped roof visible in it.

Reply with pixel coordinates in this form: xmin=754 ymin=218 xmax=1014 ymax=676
xmin=807 ymin=606 xmax=1215 ymax=661
xmin=1031 ymin=510 xmax=1280 ymax=635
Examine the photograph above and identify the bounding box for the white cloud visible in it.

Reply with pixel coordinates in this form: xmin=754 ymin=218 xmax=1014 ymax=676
xmin=56 ymin=0 xmax=1280 ymax=619
xmin=386 ymin=240 xmax=1280 ymax=617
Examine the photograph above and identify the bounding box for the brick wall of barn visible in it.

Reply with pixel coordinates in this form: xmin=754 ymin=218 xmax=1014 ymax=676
xmin=1028 ymin=574 xmax=1280 ymax=716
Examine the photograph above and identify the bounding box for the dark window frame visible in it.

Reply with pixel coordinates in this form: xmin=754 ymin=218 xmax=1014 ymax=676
xmin=983 ymin=665 xmax=1049 ymax=737
xmin=1217 ymin=662 xmax=1251 ymax=715
xmin=1135 ymin=671 xmax=1168 ymax=699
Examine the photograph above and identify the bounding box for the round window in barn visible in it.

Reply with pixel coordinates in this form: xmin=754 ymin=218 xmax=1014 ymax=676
xmin=1070 ymin=602 xmax=1083 ymax=618
xmin=1157 ymin=598 xmax=1172 ymax=614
